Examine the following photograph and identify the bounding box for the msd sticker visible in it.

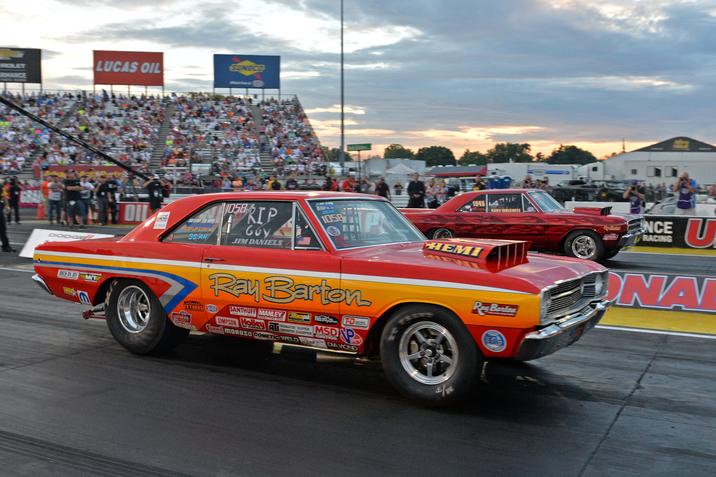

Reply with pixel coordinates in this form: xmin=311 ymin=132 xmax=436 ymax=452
xmin=481 ymin=330 xmax=507 ymax=352
xmin=153 ymin=211 xmax=170 ymax=229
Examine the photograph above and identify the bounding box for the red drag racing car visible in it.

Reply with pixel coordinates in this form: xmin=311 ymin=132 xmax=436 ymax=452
xmin=402 ymin=189 xmax=644 ymax=261
xmin=33 ymin=192 xmax=610 ymax=405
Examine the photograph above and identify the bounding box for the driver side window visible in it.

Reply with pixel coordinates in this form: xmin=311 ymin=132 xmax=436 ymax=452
xmin=487 ymin=194 xmax=522 ymax=213
xmin=221 ymin=201 xmax=294 ymax=249
xmin=459 ymin=196 xmax=486 ymax=212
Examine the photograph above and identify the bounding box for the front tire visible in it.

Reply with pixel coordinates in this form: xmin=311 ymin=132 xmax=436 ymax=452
xmin=106 ymin=279 xmax=189 ymax=354
xmin=563 ymin=230 xmax=604 ymax=261
xmin=430 ymin=228 xmax=454 ymax=239
xmin=380 ymin=305 xmax=480 ymax=406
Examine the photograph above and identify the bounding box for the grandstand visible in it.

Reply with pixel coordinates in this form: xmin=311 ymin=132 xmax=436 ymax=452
xmin=0 ymin=91 xmax=326 ymax=181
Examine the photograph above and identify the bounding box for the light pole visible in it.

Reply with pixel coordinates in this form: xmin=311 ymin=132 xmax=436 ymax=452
xmin=338 ymin=0 xmax=345 ymax=170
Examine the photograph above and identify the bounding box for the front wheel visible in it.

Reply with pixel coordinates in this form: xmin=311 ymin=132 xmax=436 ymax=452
xmin=106 ymin=279 xmax=189 ymax=354
xmin=563 ymin=230 xmax=605 ymax=261
xmin=430 ymin=228 xmax=454 ymax=239
xmin=380 ymin=305 xmax=480 ymax=406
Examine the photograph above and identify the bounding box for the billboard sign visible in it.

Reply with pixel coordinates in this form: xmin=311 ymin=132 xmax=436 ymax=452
xmin=213 ymin=54 xmax=280 ymax=89
xmin=0 ymin=47 xmax=41 ymax=83
xmin=93 ymin=50 xmax=164 ymax=86
xmin=347 ymin=144 xmax=372 ymax=152
xmin=640 ymin=216 xmax=716 ymax=249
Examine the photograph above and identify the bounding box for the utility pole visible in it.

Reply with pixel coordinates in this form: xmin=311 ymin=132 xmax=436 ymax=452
xmin=339 ymin=0 xmax=345 ymax=169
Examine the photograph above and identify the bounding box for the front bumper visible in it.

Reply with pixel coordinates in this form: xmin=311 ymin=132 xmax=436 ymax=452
xmin=515 ymin=300 xmax=610 ymax=361
xmin=618 ymin=231 xmax=643 ymax=247
xmin=32 ymin=274 xmax=53 ymax=296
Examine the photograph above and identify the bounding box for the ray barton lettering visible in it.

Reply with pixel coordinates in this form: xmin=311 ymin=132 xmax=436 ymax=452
xmin=208 ymin=274 xmax=372 ymax=307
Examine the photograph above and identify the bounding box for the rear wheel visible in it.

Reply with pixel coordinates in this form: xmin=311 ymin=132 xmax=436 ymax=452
xmin=380 ymin=305 xmax=480 ymax=406
xmin=430 ymin=228 xmax=454 ymax=239
xmin=563 ymin=230 xmax=604 ymax=261
xmin=106 ymin=279 xmax=189 ymax=354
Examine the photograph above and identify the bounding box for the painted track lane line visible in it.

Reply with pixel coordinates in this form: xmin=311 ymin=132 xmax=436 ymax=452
xmin=596 ymin=325 xmax=716 ymax=340
xmin=0 ymin=266 xmax=34 ymax=273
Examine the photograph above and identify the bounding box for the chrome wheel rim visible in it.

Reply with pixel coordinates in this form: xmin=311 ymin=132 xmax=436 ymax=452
xmin=399 ymin=321 xmax=458 ymax=385
xmin=572 ymin=235 xmax=597 ymax=259
xmin=434 ymin=229 xmax=453 ymax=239
xmin=116 ymin=285 xmax=151 ymax=333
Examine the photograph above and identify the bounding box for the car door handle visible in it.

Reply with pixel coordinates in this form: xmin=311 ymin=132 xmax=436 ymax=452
xmin=203 ymin=257 xmax=225 ymax=262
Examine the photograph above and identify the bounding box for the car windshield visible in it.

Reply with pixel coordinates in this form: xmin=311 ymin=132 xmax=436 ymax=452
xmin=309 ymin=199 xmax=425 ymax=249
xmin=528 ymin=191 xmax=564 ymax=212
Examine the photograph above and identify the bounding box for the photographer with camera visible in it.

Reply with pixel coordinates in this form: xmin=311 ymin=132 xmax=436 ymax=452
xmin=623 ymin=179 xmax=646 ymax=214
xmin=672 ymin=172 xmax=697 ymax=215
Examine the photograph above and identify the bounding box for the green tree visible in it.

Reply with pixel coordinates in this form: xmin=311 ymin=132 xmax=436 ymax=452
xmin=458 ymin=149 xmax=488 ymax=166
xmin=415 ymin=145 xmax=456 ymax=167
xmin=486 ymin=143 xmax=533 ymax=163
xmin=546 ymin=145 xmax=597 ymax=165
xmin=535 ymin=152 xmax=546 ymax=162
xmin=321 ymin=146 xmax=346 ymax=162
xmin=383 ymin=144 xmax=415 ymax=159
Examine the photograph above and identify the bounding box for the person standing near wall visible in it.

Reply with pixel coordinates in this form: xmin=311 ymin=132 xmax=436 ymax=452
xmin=47 ymin=175 xmax=63 ymax=225
xmin=407 ymin=173 xmax=426 ymax=208
xmin=673 ymin=172 xmax=697 ymax=215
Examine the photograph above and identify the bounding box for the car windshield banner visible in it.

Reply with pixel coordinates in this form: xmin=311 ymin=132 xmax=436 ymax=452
xmin=93 ymin=50 xmax=164 ymax=86
xmin=213 ymin=54 xmax=280 ymax=89
xmin=0 ymin=47 xmax=41 ymax=83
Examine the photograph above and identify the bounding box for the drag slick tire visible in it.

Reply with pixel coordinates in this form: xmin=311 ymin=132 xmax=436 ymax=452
xmin=106 ymin=279 xmax=189 ymax=355
xmin=430 ymin=228 xmax=454 ymax=239
xmin=563 ymin=230 xmax=604 ymax=261
xmin=380 ymin=305 xmax=480 ymax=406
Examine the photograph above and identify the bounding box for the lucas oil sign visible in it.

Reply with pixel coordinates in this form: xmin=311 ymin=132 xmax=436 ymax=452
xmin=93 ymin=50 xmax=164 ymax=86
xmin=213 ymin=54 xmax=280 ymax=89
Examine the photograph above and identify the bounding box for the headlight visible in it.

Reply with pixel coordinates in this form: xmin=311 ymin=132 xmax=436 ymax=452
xmin=540 ymin=290 xmax=552 ymax=323
xmin=594 ymin=273 xmax=604 ymax=296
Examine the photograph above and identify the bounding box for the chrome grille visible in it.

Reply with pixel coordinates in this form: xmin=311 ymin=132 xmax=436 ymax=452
xmin=546 ymin=272 xmax=606 ymax=320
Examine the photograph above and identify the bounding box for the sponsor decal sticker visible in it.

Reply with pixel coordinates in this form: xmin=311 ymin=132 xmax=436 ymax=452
xmin=340 ymin=328 xmax=363 ymax=346
xmin=299 ymin=337 xmax=328 ymax=349
xmin=258 ymin=308 xmax=286 ymax=321
xmin=79 ymin=272 xmax=101 ymax=282
xmin=77 ymin=291 xmax=91 ymax=305
xmin=171 ymin=310 xmax=192 ymax=328
xmin=215 ymin=316 xmax=240 ymax=328
xmin=314 ymin=325 xmax=340 ymax=341
xmin=268 ymin=322 xmax=313 ymax=336
xmin=603 ymin=233 xmax=619 ymax=241
xmin=228 ymin=305 xmax=258 ymax=317
xmin=481 ymin=330 xmax=507 ymax=352
xmin=204 ymin=324 xmax=224 ymax=334
xmin=342 ymin=315 xmax=370 ymax=329
xmin=471 ymin=302 xmax=519 ymax=317
xmin=254 ymin=332 xmax=277 ymax=340
xmin=288 ymin=311 xmax=311 ymax=324
xmin=57 ymin=269 xmax=79 ymax=280
xmin=63 ymin=287 xmax=75 ymax=296
xmin=326 ymin=341 xmax=359 ymax=353
xmin=314 ymin=314 xmax=339 ymax=325
xmin=153 ymin=211 xmax=170 ymax=229
xmin=326 ymin=225 xmax=341 ymax=237
xmin=225 ymin=328 xmax=253 ymax=338
xmin=183 ymin=300 xmax=204 ymax=312
xmin=240 ymin=317 xmax=266 ymax=331
xmin=206 ymin=304 xmax=218 ymax=314
xmin=424 ymin=241 xmax=482 ymax=257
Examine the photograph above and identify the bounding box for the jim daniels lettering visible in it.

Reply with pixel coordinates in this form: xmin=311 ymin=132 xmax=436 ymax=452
xmin=208 ymin=274 xmax=372 ymax=306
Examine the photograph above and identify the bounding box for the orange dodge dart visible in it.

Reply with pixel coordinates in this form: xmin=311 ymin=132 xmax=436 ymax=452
xmin=33 ymin=192 xmax=610 ymax=405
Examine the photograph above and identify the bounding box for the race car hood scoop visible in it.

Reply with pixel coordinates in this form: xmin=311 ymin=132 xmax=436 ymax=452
xmin=572 ymin=206 xmax=612 ymax=216
xmin=422 ymin=238 xmax=530 ymax=270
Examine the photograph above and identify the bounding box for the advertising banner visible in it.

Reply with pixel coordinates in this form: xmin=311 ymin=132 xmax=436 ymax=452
xmin=44 ymin=165 xmax=125 ymax=179
xmin=640 ymin=216 xmax=716 ymax=249
xmin=19 ymin=186 xmax=42 ymax=208
xmin=607 ymin=271 xmax=716 ymax=314
xmin=118 ymin=202 xmax=151 ymax=225
xmin=0 ymin=47 xmax=41 ymax=83
xmin=93 ymin=50 xmax=164 ymax=86
xmin=213 ymin=54 xmax=280 ymax=89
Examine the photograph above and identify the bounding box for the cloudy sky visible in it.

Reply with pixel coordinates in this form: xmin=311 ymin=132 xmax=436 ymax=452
xmin=2 ymin=0 xmax=716 ymax=158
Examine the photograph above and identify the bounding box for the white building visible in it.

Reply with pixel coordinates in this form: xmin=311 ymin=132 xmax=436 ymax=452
xmin=592 ymin=137 xmax=716 ymax=186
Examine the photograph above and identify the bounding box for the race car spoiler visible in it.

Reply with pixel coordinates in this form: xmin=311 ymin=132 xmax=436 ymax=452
xmin=423 ymin=238 xmax=530 ymax=269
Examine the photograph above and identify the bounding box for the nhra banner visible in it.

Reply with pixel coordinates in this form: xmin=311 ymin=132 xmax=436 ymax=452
xmin=640 ymin=216 xmax=716 ymax=249
xmin=118 ymin=202 xmax=151 ymax=225
xmin=0 ymin=47 xmax=41 ymax=83
xmin=608 ymin=271 xmax=715 ymax=314
xmin=213 ymin=54 xmax=280 ymax=89
xmin=93 ymin=50 xmax=164 ymax=86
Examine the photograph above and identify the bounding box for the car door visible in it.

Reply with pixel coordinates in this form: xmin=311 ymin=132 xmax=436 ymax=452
xmin=200 ymin=200 xmax=341 ymax=346
xmin=451 ymin=193 xmax=491 ymax=237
